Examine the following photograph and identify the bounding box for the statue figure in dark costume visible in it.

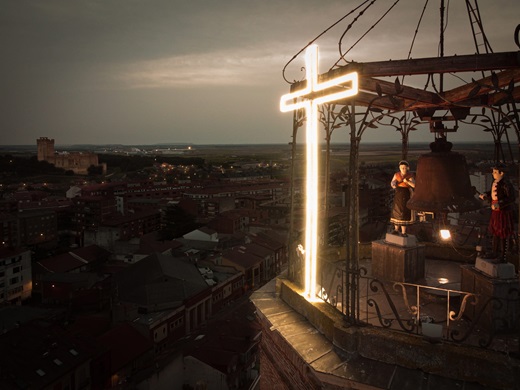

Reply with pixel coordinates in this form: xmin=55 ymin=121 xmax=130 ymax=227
xmin=390 ymin=160 xmax=415 ymax=237
xmin=479 ymin=164 xmax=516 ymax=262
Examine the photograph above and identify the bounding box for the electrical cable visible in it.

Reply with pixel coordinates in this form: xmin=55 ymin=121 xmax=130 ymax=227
xmin=334 ymin=0 xmax=402 ymax=68
xmin=282 ymin=0 xmax=373 ymax=84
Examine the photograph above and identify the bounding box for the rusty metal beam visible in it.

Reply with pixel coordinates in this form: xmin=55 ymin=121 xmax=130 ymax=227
xmin=360 ymin=77 xmax=440 ymax=106
xmin=487 ymin=85 xmax=520 ymax=105
xmin=289 ymin=51 xmax=520 ymax=92
xmin=289 ymin=53 xmax=520 ymax=115
xmin=442 ymin=68 xmax=520 ymax=103
xmin=320 ymin=67 xmax=520 ymax=112
xmin=330 ymin=51 xmax=520 ymax=78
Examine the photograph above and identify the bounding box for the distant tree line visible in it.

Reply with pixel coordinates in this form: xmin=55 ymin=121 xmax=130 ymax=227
xmin=0 ymin=153 xmax=207 ymax=181
xmin=98 ymin=154 xmax=205 ymax=173
xmin=0 ymin=155 xmax=67 ymax=178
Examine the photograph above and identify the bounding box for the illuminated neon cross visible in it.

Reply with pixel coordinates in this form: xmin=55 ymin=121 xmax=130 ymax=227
xmin=280 ymin=44 xmax=358 ymax=300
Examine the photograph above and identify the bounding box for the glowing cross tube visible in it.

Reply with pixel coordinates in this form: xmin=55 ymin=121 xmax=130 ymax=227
xmin=280 ymin=44 xmax=358 ymax=300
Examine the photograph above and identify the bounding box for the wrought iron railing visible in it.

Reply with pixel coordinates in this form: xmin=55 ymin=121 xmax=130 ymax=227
xmin=319 ymin=266 xmax=520 ymax=352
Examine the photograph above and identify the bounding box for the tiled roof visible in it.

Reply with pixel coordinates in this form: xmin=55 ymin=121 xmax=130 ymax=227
xmin=222 ymin=248 xmax=263 ymax=269
xmin=67 ymin=313 xmax=112 ymax=338
xmin=17 ymin=197 xmax=72 ymax=211
xmin=242 ymin=243 xmax=273 ymax=258
xmin=114 ymin=253 xmax=210 ymax=309
xmin=198 ymin=226 xmax=217 ymax=235
xmin=249 ymin=231 xmax=285 ymax=251
xmin=174 ymin=238 xmax=221 ymax=251
xmin=0 ymin=320 xmax=94 ymax=389
xmin=97 ymin=323 xmax=153 ymax=372
xmin=101 ymin=210 xmax=160 ymax=226
xmin=38 ymin=252 xmax=86 ymax=273
xmin=138 ymin=232 xmax=183 ymax=254
xmin=37 ymin=245 xmax=110 ymax=273
xmin=185 ymin=300 xmax=261 ymax=373
xmin=0 ymin=306 xmax=63 ymax=333
xmin=72 ymin=245 xmax=111 ymax=262
xmin=39 ymin=272 xmax=105 ymax=287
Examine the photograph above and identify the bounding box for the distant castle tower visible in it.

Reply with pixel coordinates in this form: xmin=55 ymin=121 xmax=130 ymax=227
xmin=36 ymin=137 xmax=107 ymax=175
xmin=37 ymin=137 xmax=55 ymax=161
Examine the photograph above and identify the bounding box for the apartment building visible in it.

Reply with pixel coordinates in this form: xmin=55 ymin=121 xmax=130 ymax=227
xmin=0 ymin=247 xmax=32 ymax=304
xmin=0 ymin=212 xmax=18 ymax=248
xmin=18 ymin=209 xmax=58 ymax=248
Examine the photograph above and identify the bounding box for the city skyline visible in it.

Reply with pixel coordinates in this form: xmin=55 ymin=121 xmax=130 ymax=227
xmin=1 ymin=0 xmax=519 ymax=146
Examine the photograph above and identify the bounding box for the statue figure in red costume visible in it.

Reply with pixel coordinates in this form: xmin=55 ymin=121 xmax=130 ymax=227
xmin=479 ymin=163 xmax=516 ymax=262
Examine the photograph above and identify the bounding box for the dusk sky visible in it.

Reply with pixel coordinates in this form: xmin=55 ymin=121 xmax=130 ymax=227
xmin=1 ymin=0 xmax=519 ymax=146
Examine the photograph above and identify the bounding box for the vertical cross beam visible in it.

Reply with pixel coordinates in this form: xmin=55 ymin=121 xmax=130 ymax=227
xmin=280 ymin=44 xmax=358 ymax=300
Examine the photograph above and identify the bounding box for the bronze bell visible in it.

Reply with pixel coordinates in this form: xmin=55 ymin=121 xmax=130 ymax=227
xmin=407 ymin=138 xmax=481 ymax=213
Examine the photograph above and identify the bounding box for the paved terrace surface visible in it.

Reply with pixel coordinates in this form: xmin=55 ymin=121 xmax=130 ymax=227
xmin=251 ymin=256 xmax=520 ymax=390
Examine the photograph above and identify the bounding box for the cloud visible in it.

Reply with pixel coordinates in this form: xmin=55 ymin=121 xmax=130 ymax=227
xmin=115 ymin=45 xmax=290 ymax=89
xmin=0 ymin=0 xmax=519 ymax=145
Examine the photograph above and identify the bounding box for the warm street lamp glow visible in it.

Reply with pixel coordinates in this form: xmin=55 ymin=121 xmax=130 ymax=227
xmin=280 ymin=44 xmax=358 ymax=300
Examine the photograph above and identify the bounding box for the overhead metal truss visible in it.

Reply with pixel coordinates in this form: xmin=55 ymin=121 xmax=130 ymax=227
xmin=285 ymin=48 xmax=520 ymax=323
xmin=288 ymin=51 xmax=520 ymax=113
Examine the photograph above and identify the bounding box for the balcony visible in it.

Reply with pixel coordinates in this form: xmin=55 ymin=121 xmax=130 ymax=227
xmin=251 ymin=255 xmax=520 ymax=389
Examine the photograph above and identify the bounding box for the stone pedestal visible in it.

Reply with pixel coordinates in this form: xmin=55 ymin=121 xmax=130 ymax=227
xmin=372 ymin=236 xmax=425 ymax=283
xmin=460 ymin=264 xmax=519 ymax=332
xmin=475 ymin=257 xmax=516 ymax=279
xmin=384 ymin=232 xmax=417 ymax=247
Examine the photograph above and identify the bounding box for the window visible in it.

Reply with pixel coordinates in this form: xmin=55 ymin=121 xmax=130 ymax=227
xmin=169 ymin=318 xmax=184 ymax=330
